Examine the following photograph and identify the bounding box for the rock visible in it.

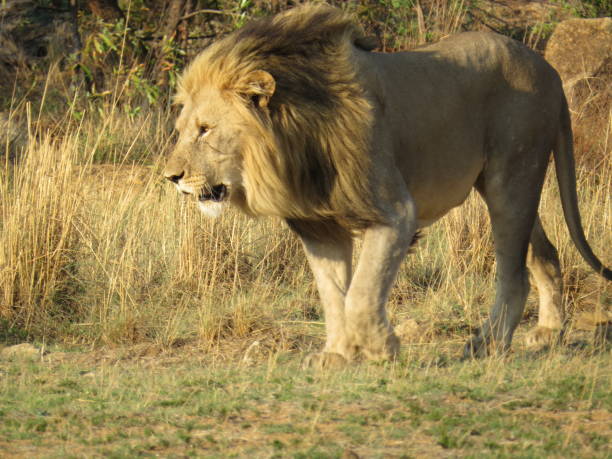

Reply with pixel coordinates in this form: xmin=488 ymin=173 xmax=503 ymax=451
xmin=0 ymin=343 xmax=41 ymax=361
xmin=395 ymin=318 xmax=424 ymax=342
xmin=545 ymin=18 xmax=612 ymax=85
xmin=545 ymin=18 xmax=611 ymax=161
xmin=574 ymin=310 xmax=612 ymax=347
xmin=574 ymin=310 xmax=611 ymax=331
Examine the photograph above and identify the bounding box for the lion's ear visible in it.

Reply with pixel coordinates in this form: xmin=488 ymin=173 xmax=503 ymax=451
xmin=239 ymin=70 xmax=276 ymax=108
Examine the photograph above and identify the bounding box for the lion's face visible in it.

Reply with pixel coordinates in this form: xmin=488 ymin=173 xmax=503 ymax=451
xmin=164 ymin=87 xmax=248 ymax=217
xmin=164 ymin=69 xmax=276 ymax=217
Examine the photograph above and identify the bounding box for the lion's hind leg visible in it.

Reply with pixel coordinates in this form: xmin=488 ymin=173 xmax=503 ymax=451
xmin=465 ymin=161 xmax=549 ymax=357
xmin=464 ymin=232 xmax=532 ymax=357
xmin=525 ymin=215 xmax=564 ymax=347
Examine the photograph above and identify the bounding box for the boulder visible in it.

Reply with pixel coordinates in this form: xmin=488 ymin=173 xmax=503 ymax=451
xmin=545 ymin=18 xmax=612 ymax=84
xmin=545 ymin=18 xmax=611 ymax=161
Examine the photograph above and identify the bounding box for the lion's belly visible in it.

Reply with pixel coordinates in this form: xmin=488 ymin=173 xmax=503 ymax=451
xmin=414 ymin=195 xmax=471 ymax=228
xmin=410 ymin=170 xmax=481 ymax=228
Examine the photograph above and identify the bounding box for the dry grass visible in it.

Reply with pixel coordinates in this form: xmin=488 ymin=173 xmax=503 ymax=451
xmin=0 ymin=103 xmax=313 ymax=347
xmin=0 ymin=95 xmax=609 ymax=351
xmin=0 ymin=2 xmax=610 ymax=350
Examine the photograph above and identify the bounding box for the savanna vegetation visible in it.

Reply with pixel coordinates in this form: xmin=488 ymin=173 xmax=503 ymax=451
xmin=1 ymin=0 xmax=610 ymax=456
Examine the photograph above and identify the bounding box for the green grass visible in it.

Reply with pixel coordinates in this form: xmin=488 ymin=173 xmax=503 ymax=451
xmin=0 ymin=342 xmax=610 ymax=457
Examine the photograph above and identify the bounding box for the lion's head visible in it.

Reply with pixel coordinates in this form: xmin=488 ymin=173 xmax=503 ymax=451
xmin=164 ymin=5 xmax=384 ymax=236
xmin=165 ymin=77 xmax=268 ymax=218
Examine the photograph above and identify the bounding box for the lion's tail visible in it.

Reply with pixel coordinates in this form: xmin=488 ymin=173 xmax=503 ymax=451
xmin=553 ymin=96 xmax=611 ymax=280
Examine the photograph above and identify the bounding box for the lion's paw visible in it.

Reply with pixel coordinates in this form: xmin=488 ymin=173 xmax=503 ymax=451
xmin=463 ymin=335 xmax=488 ymax=359
xmin=302 ymin=352 xmax=348 ymax=370
xmin=462 ymin=334 xmax=509 ymax=359
xmin=524 ymin=326 xmax=562 ymax=348
xmin=359 ymin=331 xmax=400 ymax=362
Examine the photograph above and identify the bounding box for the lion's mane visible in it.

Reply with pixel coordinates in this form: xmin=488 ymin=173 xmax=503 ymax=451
xmin=176 ymin=5 xmax=384 ymax=239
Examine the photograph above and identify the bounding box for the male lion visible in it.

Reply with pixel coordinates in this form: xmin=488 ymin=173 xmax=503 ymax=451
xmin=164 ymin=5 xmax=611 ymax=366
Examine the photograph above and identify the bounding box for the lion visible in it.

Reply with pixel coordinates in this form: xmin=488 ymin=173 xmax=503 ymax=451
xmin=164 ymin=5 xmax=611 ymax=366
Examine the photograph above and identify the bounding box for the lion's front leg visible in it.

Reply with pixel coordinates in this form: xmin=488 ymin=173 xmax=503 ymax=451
xmin=345 ymin=200 xmax=418 ymax=361
xmin=299 ymin=232 xmax=356 ymax=367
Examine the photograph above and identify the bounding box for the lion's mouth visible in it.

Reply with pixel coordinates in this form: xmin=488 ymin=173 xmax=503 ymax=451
xmin=199 ymin=184 xmax=228 ymax=202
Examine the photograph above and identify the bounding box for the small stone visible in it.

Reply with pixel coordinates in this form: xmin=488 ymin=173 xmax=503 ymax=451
xmin=395 ymin=318 xmax=422 ymax=341
xmin=0 ymin=343 xmax=41 ymax=360
xmin=341 ymin=449 xmax=360 ymax=459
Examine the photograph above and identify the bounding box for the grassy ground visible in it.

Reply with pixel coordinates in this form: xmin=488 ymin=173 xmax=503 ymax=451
xmin=0 ymin=338 xmax=610 ymax=458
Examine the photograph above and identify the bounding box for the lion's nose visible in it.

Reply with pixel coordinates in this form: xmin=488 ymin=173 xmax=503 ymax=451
xmin=164 ymin=171 xmax=184 ymax=184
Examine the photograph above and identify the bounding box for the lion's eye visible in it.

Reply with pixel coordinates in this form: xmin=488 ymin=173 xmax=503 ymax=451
xmin=198 ymin=125 xmax=210 ymax=138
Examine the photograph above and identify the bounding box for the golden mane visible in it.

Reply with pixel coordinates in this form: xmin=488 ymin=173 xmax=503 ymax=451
xmin=177 ymin=4 xmax=384 ymax=239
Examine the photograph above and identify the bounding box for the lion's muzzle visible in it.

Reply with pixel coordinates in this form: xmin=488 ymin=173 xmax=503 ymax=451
xmin=200 ymin=184 xmax=227 ymax=203
xmin=163 ymin=168 xmax=228 ymax=203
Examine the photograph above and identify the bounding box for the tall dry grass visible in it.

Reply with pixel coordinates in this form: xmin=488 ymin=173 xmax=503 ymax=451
xmin=1 ymin=99 xmax=609 ymax=349
xmin=1 ymin=3 xmax=610 ymax=348
xmin=0 ymin=103 xmax=312 ymax=346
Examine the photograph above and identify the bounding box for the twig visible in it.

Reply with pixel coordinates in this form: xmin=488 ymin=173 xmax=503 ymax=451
xmin=180 ymin=9 xmax=239 ymax=21
xmin=279 ymin=321 xmax=325 ymax=326
xmin=141 ymin=34 xmax=217 ymax=42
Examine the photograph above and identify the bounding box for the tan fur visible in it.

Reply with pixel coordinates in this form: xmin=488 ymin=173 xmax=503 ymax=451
xmin=165 ymin=5 xmax=610 ymax=363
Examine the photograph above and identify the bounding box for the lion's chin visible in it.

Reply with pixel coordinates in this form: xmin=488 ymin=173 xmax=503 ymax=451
xmin=198 ymin=200 xmax=226 ymax=218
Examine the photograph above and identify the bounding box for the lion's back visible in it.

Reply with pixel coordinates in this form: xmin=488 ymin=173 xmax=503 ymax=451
xmin=413 ymin=31 xmax=562 ymax=93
